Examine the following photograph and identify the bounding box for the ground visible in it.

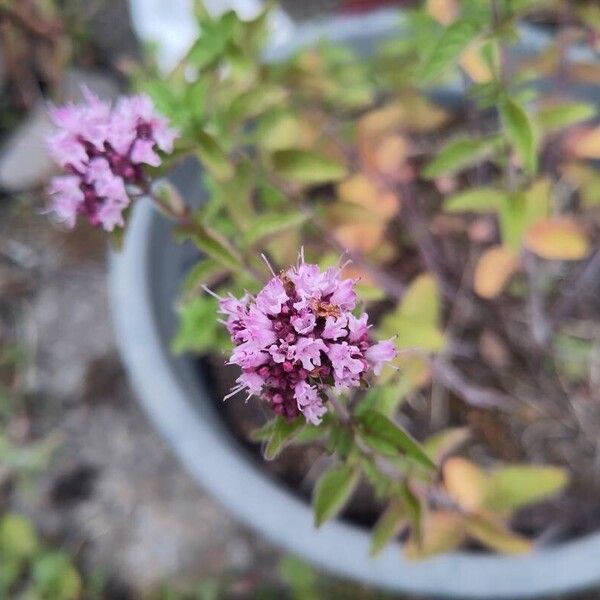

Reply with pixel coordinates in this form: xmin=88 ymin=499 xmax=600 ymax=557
xmin=0 ymin=197 xmax=288 ymax=596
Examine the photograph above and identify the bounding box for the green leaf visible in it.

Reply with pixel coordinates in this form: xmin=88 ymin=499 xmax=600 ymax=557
xmin=555 ymin=333 xmax=592 ymax=383
xmin=423 ymin=136 xmax=498 ymax=179
xmin=420 ymin=20 xmax=479 ymax=82
xmin=465 ymin=514 xmax=531 ymax=554
xmin=244 ymin=212 xmax=307 ymax=246
xmin=265 ymin=416 xmax=306 ymax=460
xmin=196 ymin=130 xmax=234 ymax=181
xmin=312 ymin=464 xmax=360 ymax=527
xmin=32 ymin=552 xmax=82 ymax=600
xmin=498 ymin=192 xmax=527 ymax=251
xmin=486 ymin=465 xmax=568 ymax=512
xmin=380 ymin=274 xmax=444 ymax=352
xmin=172 ymin=296 xmax=221 ymax=354
xmin=250 ymin=418 xmax=277 ymax=442
xmin=537 ymin=102 xmax=596 ymax=133
xmin=215 ymin=159 xmax=256 ymax=229
xmin=370 ymin=499 xmax=406 ymax=556
xmin=255 ymin=109 xmax=301 ymax=151
xmin=185 ymin=220 xmax=243 ymax=271
xmin=424 ymin=427 xmax=470 ymax=462
xmin=181 ymin=258 xmax=227 ymax=297
xmin=444 ymin=187 xmax=508 ymax=213
xmin=188 ymin=10 xmax=239 ymax=69
xmin=400 ymin=482 xmax=424 ymax=544
xmin=499 ymin=96 xmax=538 ymax=174
xmin=271 ymin=150 xmax=347 ymax=185
xmin=154 ymin=180 xmax=187 ymax=217
xmin=0 ymin=513 xmax=39 ymax=562
xmin=279 ymin=556 xmax=319 ymax=599
xmin=227 ymin=84 xmax=288 ymax=122
xmin=358 ymin=410 xmax=435 ymax=470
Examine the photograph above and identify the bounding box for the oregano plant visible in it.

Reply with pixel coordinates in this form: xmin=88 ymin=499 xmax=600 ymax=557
xmin=44 ymin=0 xmax=600 ymax=558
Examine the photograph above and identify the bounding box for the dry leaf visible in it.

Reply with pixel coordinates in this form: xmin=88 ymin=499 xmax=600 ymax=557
xmin=524 ymin=217 xmax=590 ymax=261
xmin=480 ymin=330 xmax=510 ymax=370
xmin=357 ymin=103 xmax=405 ymax=142
xmin=334 ymin=221 xmax=386 ymax=253
xmin=460 ymin=44 xmax=493 ymax=83
xmin=465 ymin=513 xmax=532 ymax=555
xmin=443 ymin=457 xmax=488 ymax=512
xmin=336 ymin=173 xmax=400 ymax=220
xmin=405 ymin=511 xmax=465 ymax=559
xmin=565 ymin=126 xmax=600 ymax=159
xmin=426 ymin=0 xmax=459 ymax=25
xmin=374 ymin=135 xmax=409 ymax=177
xmin=474 ymin=246 xmax=519 ymax=299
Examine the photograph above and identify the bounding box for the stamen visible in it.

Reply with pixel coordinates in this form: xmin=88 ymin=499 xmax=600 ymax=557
xmin=201 ymin=285 xmax=222 ymax=300
xmin=260 ymin=253 xmax=277 ymax=277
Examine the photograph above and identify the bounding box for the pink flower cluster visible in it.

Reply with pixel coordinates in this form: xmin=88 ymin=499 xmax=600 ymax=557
xmin=47 ymin=89 xmax=177 ymax=231
xmin=216 ymin=257 xmax=397 ymax=425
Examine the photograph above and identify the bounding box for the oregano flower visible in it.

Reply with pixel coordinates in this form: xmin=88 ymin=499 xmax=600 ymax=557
xmin=214 ymin=254 xmax=397 ymax=425
xmin=46 ymin=89 xmax=178 ymax=231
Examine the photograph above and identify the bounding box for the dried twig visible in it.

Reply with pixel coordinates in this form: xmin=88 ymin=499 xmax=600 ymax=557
xmin=431 ymin=359 xmax=517 ymax=411
xmin=551 ymin=245 xmax=600 ymax=324
xmin=524 ymin=252 xmax=552 ymax=347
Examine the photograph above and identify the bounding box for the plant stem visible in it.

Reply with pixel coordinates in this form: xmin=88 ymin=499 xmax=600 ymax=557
xmin=399 ymin=183 xmax=457 ymax=301
xmin=141 ymin=180 xmax=265 ymax=283
xmin=551 ymin=244 xmax=600 ymax=324
xmin=430 ymin=358 xmax=516 ymax=411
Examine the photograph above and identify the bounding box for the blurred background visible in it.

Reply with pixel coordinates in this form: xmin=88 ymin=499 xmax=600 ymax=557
xmin=0 ymin=1 xmax=599 ymax=599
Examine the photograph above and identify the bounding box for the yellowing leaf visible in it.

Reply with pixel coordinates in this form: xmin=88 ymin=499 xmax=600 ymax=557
xmin=560 ymin=162 xmax=600 ymax=207
xmin=380 ymin=274 xmax=444 ymax=352
xmin=424 ymin=427 xmax=470 ymax=462
xmin=358 ymin=103 xmax=405 ymax=141
xmin=255 ymin=109 xmax=301 ymax=150
xmin=465 ymin=513 xmax=532 ymax=555
xmin=444 ymin=187 xmax=507 ymax=213
xmin=523 ymin=177 xmax=552 ymax=223
xmin=443 ymin=458 xmax=488 ymax=512
xmin=486 ymin=465 xmax=568 ymax=512
xmin=524 ymin=218 xmax=590 ymax=261
xmin=460 ymin=43 xmax=493 ymax=83
xmin=271 ymin=149 xmax=347 ymax=185
xmin=336 ymin=174 xmax=400 ymax=220
xmin=405 ymin=511 xmax=465 ymax=559
xmin=399 ymin=274 xmax=440 ymax=323
xmin=374 ymin=135 xmax=409 ymax=176
xmin=426 ymin=0 xmax=459 ymax=25
xmin=537 ymin=102 xmax=596 ymax=133
xmin=566 ymin=126 xmax=600 ymax=159
xmin=334 ymin=222 xmax=386 ymax=253
xmin=474 ymin=246 xmax=519 ymax=299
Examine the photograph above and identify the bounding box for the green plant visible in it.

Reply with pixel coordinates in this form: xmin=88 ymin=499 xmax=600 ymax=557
xmin=0 ymin=512 xmax=82 ymax=599
xmin=47 ymin=0 xmax=600 ymax=559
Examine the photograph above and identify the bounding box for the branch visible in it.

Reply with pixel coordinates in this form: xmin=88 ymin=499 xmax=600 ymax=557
xmin=524 ymin=252 xmax=552 ymax=347
xmin=551 ymin=245 xmax=600 ymax=325
xmin=431 ymin=359 xmax=516 ymax=411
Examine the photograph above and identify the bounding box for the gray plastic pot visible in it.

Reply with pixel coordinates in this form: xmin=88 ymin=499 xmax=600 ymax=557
xmin=110 ymin=11 xmax=600 ymax=599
